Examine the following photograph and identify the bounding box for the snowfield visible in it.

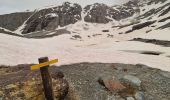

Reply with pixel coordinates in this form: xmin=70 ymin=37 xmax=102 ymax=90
xmin=1 ymin=0 xmax=170 ymax=71
xmin=0 ymin=24 xmax=170 ymax=71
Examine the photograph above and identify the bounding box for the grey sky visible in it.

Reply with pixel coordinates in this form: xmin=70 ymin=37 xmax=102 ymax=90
xmin=0 ymin=0 xmax=128 ymax=15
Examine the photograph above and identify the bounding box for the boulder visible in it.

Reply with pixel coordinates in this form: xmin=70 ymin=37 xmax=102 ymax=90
xmin=122 ymin=75 xmax=141 ymax=87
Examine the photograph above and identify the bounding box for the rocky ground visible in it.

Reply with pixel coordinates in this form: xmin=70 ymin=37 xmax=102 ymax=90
xmin=0 ymin=63 xmax=170 ymax=100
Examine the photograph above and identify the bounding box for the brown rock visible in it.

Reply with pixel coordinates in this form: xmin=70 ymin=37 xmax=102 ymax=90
xmin=98 ymin=76 xmax=126 ymax=92
xmin=104 ymin=80 xmax=126 ymax=92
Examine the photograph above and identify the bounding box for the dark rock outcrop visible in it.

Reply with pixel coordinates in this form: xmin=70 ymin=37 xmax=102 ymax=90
xmin=126 ymin=21 xmax=156 ymax=33
xmin=22 ymin=2 xmax=82 ymax=34
xmin=132 ymin=20 xmax=156 ymax=30
xmin=84 ymin=1 xmax=139 ymax=23
xmin=138 ymin=2 xmax=170 ymax=19
xmin=157 ymin=22 xmax=170 ymax=29
xmin=84 ymin=3 xmax=112 ymax=23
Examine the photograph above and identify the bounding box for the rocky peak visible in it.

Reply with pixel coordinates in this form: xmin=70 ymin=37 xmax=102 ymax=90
xmin=17 ymin=0 xmax=170 ymax=34
xmin=22 ymin=2 xmax=82 ymax=34
xmin=84 ymin=3 xmax=112 ymax=23
xmin=83 ymin=2 xmax=138 ymax=23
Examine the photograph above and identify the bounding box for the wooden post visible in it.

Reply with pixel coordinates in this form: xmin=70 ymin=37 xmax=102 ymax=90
xmin=39 ymin=57 xmax=54 ymax=100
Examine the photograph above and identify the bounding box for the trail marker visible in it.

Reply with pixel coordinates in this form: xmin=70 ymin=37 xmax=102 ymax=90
xmin=31 ymin=57 xmax=58 ymax=100
xmin=31 ymin=59 xmax=58 ymax=70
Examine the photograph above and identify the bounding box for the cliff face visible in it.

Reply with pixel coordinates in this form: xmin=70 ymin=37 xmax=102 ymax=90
xmin=0 ymin=12 xmax=33 ymax=31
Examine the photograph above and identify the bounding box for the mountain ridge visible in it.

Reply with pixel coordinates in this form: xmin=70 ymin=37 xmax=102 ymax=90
xmin=0 ymin=0 xmax=169 ymax=36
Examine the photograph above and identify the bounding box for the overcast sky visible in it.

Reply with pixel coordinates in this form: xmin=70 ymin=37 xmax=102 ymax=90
xmin=0 ymin=0 xmax=128 ymax=15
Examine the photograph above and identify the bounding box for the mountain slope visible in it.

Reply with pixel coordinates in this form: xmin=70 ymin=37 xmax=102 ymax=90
xmin=0 ymin=12 xmax=33 ymax=31
xmin=13 ymin=0 xmax=169 ymax=35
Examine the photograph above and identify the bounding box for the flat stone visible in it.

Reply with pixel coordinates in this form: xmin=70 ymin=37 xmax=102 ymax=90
xmin=135 ymin=92 xmax=145 ymax=100
xmin=123 ymin=75 xmax=141 ymax=87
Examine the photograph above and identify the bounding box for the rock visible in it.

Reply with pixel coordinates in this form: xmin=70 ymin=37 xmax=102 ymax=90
xmin=72 ymin=35 xmax=82 ymax=39
xmin=84 ymin=3 xmax=112 ymax=23
xmin=132 ymin=21 xmax=156 ymax=31
xmin=127 ymin=97 xmax=135 ymax=100
xmin=135 ymin=92 xmax=145 ymax=100
xmin=107 ymin=34 xmax=114 ymax=38
xmin=98 ymin=76 xmax=126 ymax=92
xmin=122 ymin=75 xmax=141 ymax=87
xmin=102 ymin=30 xmax=109 ymax=32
